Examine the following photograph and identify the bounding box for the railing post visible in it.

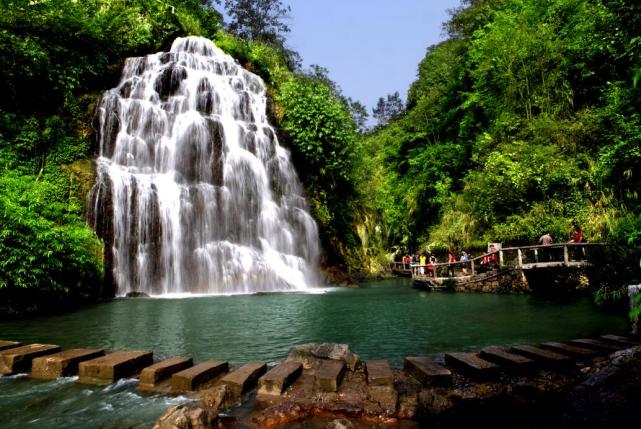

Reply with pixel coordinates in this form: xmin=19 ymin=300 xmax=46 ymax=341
xmin=564 ymin=245 xmax=569 ymax=266
xmin=499 ymin=250 xmax=504 ymax=268
xmin=471 ymin=260 xmax=475 ymax=275
xmin=517 ymin=249 xmax=523 ymax=267
xmin=534 ymin=248 xmax=539 ymax=263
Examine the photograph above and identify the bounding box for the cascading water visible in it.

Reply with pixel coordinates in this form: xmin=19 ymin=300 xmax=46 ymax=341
xmin=89 ymin=36 xmax=320 ymax=296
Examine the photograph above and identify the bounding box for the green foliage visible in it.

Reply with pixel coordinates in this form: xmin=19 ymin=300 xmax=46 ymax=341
xmin=1 ymin=0 xmax=369 ymax=305
xmin=0 ymin=0 xmax=221 ymax=111
xmin=361 ymin=0 xmax=641 ymax=301
xmin=0 ymin=171 xmax=103 ymax=316
xmin=213 ymin=31 xmax=291 ymax=86
xmin=0 ymin=0 xmax=223 ymax=316
xmin=276 ymin=74 xmax=363 ymax=266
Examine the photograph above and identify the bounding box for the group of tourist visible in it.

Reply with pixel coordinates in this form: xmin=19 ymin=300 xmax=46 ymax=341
xmin=394 ymin=225 xmax=586 ymax=277
xmin=395 ymin=248 xmax=498 ymax=277
xmin=538 ymin=225 xmax=585 ymax=246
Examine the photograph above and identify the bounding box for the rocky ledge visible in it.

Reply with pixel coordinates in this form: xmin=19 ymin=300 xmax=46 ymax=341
xmin=151 ymin=339 xmax=641 ymax=429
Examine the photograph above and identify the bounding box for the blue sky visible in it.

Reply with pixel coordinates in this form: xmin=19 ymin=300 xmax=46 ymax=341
xmin=283 ymin=0 xmax=462 ymax=119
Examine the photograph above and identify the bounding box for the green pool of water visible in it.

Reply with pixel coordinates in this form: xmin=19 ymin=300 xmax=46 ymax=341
xmin=0 ymin=278 xmax=629 ymax=428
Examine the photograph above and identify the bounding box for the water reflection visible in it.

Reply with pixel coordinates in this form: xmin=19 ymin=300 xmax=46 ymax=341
xmin=0 ymin=279 xmax=628 ymax=366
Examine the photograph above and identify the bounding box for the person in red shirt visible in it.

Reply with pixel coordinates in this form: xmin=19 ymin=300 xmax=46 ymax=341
xmin=448 ymin=250 xmax=456 ymax=277
xmin=570 ymin=225 xmax=584 ymax=243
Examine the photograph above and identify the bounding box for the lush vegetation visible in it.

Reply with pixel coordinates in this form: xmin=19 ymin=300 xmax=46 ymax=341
xmin=360 ymin=0 xmax=641 ymax=302
xmin=0 ymin=0 xmax=221 ymax=316
xmin=0 ymin=0 xmax=365 ymax=315
xmin=2 ymin=0 xmax=640 ymax=315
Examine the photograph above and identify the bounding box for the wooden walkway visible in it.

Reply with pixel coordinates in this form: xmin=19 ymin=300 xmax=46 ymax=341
xmin=408 ymin=243 xmax=605 ymax=289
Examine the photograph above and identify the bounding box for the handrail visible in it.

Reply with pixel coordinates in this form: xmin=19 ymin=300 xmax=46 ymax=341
xmin=499 ymin=242 xmax=606 ymax=251
xmin=406 ymin=242 xmax=603 ymax=278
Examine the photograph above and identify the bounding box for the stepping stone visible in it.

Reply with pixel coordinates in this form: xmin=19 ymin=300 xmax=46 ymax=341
xmin=32 ymin=349 xmax=105 ymax=379
xmin=403 ymin=357 xmax=451 ymax=386
xmin=510 ymin=345 xmax=571 ymax=366
xmin=171 ymin=361 xmax=228 ymax=392
xmin=540 ymin=342 xmax=596 ymax=358
xmin=568 ymin=339 xmax=621 ymax=352
xmin=258 ymin=361 xmax=302 ymax=397
xmin=0 ymin=344 xmax=62 ymax=375
xmin=0 ymin=341 xmax=22 ymax=352
xmin=480 ymin=346 xmax=535 ymax=369
xmin=366 ymin=360 xmax=394 ymax=387
xmin=222 ymin=362 xmax=267 ymax=399
xmin=78 ymin=351 xmax=153 ymax=385
xmin=444 ymin=352 xmax=500 ymax=378
xmin=139 ymin=357 xmax=193 ymax=391
xmin=600 ymin=335 xmax=641 ymax=348
xmin=315 ymin=360 xmax=346 ymax=392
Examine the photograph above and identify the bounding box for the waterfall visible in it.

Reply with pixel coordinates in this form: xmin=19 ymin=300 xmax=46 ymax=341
xmin=89 ymin=36 xmax=320 ymax=296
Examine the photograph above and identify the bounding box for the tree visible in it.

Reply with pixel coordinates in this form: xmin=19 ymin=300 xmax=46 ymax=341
xmin=372 ymin=91 xmax=404 ymax=125
xmin=222 ymin=0 xmax=291 ymax=46
xmin=346 ymin=98 xmax=369 ymax=133
xmin=304 ymin=65 xmax=369 ymax=132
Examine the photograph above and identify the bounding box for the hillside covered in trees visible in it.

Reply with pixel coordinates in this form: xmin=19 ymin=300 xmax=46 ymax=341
xmin=358 ymin=0 xmax=641 ymax=289
xmin=1 ymin=0 xmax=640 ymax=315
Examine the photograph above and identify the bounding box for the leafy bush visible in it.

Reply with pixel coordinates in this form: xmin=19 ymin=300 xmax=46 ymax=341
xmin=276 ymin=74 xmax=362 ymax=266
xmin=0 ymin=172 xmax=103 ymax=317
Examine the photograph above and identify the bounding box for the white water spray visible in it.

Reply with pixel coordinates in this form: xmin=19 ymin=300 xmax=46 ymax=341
xmin=90 ymin=37 xmax=320 ymax=295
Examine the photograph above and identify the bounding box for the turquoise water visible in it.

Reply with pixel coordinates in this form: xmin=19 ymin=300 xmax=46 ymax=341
xmin=0 ymin=279 xmax=629 ymax=428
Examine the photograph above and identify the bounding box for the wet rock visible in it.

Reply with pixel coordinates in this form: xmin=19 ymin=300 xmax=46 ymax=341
xmin=125 ymin=292 xmax=150 ymax=298
xmin=154 ymin=64 xmax=187 ymax=100
xmin=151 ymin=404 xmax=219 ymax=429
xmin=561 ymin=346 xmax=641 ymax=428
xmin=326 ymin=418 xmax=353 ymax=429
xmin=368 ymin=386 xmax=398 ymax=415
xmin=320 ymin=267 xmax=359 ymax=288
xmin=397 ymin=393 xmax=418 ymax=419
xmin=418 ymin=389 xmax=453 ymax=416
xmin=200 ymin=385 xmax=234 ymax=411
xmin=252 ymin=402 xmax=313 ymax=428
xmin=288 ymin=344 xmax=361 ymax=371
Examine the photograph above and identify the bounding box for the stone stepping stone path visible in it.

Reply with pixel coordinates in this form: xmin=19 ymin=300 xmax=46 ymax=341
xmin=404 ymin=356 xmax=452 ymax=385
xmin=32 ymin=349 xmax=105 ymax=379
xmin=366 ymin=360 xmax=394 ymax=386
xmin=258 ymin=361 xmax=302 ymax=397
xmin=139 ymin=357 xmax=193 ymax=391
xmin=444 ymin=352 xmax=500 ymax=378
xmin=315 ymin=360 xmax=346 ymax=392
xmin=78 ymin=351 xmax=153 ymax=385
xmin=222 ymin=362 xmax=267 ymax=399
xmin=171 ymin=360 xmax=228 ymax=392
xmin=0 ymin=341 xmax=22 ymax=352
xmin=539 ymin=342 xmax=596 ymax=358
xmin=568 ymin=338 xmax=622 ymax=352
xmin=0 ymin=331 xmax=639 ymax=428
xmin=600 ymin=334 xmax=641 ymax=348
xmin=510 ymin=345 xmax=572 ymax=367
xmin=0 ymin=344 xmax=61 ymax=375
xmin=479 ymin=346 xmax=535 ymax=369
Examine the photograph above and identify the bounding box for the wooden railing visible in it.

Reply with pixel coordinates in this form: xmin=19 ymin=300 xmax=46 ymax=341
xmin=390 ymin=262 xmax=412 ymax=271
xmin=409 ymin=243 xmax=606 ymax=281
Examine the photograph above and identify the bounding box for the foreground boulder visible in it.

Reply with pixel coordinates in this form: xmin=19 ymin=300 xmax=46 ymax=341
xmin=287 ymin=343 xmax=361 ymax=371
xmin=560 ymin=346 xmax=641 ymax=428
xmin=151 ymin=404 xmax=219 ymax=429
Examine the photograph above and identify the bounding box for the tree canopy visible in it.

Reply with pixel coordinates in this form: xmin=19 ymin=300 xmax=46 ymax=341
xmin=359 ymin=0 xmax=641 ymax=300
